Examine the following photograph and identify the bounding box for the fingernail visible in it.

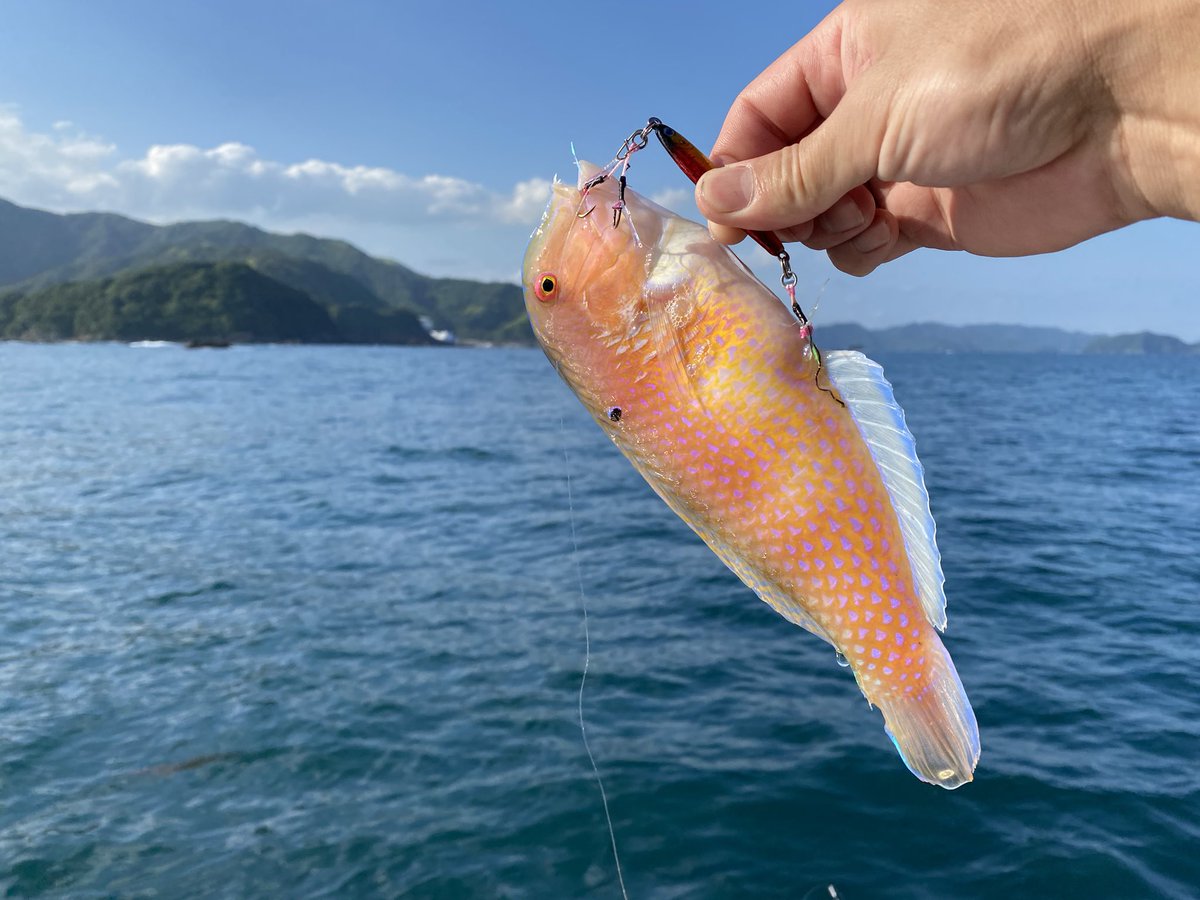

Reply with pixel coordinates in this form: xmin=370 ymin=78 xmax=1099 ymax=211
xmin=852 ymin=220 xmax=889 ymax=253
xmin=700 ymin=165 xmax=754 ymax=213
xmin=818 ymin=199 xmax=865 ymax=234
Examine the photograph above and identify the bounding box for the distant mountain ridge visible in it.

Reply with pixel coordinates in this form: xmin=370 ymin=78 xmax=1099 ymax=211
xmin=1079 ymin=331 xmax=1198 ymax=355
xmin=0 ymin=197 xmax=531 ymax=344
xmin=0 ymin=197 xmax=1193 ymax=352
xmin=816 ymin=321 xmax=1198 ymax=355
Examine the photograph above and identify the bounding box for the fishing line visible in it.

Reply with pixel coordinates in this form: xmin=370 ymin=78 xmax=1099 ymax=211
xmin=800 ymin=883 xmax=842 ymax=899
xmin=561 ymin=419 xmax=630 ymax=900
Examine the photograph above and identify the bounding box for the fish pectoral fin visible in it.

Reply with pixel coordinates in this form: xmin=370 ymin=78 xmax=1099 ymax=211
xmin=641 ymin=284 xmax=712 ymax=412
xmin=823 ymin=350 xmax=949 ymax=632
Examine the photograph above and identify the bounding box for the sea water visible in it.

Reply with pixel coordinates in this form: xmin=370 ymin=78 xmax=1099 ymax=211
xmin=1 ymin=343 xmax=1197 ymax=898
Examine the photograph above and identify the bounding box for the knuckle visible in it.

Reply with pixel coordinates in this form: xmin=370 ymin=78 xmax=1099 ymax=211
xmin=827 ymin=245 xmax=874 ymax=277
xmin=774 ymin=143 xmax=814 ymax=214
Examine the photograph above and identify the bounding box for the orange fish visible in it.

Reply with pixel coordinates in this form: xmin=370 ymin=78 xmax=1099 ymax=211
xmin=524 ymin=163 xmax=979 ymax=788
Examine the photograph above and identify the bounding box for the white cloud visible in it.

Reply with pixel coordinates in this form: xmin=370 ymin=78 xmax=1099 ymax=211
xmin=0 ymin=108 xmax=552 ymax=273
xmin=649 ymin=187 xmax=692 ymax=211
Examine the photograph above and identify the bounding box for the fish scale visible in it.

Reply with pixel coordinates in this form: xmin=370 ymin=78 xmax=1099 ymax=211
xmin=605 ymin=264 xmax=934 ymax=705
xmin=525 ymin=161 xmax=978 ymax=788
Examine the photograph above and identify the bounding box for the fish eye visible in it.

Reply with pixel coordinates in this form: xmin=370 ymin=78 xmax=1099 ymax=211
xmin=534 ymin=272 xmax=557 ymax=302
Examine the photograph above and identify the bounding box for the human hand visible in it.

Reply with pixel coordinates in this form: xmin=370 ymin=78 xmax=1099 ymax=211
xmin=696 ymin=0 xmax=1200 ymax=275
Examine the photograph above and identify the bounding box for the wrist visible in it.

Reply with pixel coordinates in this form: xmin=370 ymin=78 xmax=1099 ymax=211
xmin=1084 ymin=0 xmax=1200 ymax=222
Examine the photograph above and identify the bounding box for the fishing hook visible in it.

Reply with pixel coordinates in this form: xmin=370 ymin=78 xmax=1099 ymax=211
xmin=579 ymin=119 xmax=661 ymax=227
xmin=588 ymin=116 xmax=845 ymax=405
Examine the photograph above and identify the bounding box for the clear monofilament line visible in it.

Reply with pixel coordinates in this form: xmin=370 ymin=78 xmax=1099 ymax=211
xmin=561 ymin=426 xmax=629 ymax=900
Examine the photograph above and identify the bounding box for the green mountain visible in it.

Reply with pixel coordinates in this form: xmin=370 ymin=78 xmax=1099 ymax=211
xmin=0 ymin=262 xmax=377 ymax=343
xmin=0 ymin=197 xmax=531 ymax=344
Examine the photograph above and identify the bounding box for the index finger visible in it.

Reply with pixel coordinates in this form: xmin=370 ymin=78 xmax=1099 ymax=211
xmin=710 ymin=10 xmax=849 ymax=166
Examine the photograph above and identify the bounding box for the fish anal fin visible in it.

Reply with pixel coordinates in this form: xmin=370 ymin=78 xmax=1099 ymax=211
xmin=695 ymin=526 xmax=836 ymax=647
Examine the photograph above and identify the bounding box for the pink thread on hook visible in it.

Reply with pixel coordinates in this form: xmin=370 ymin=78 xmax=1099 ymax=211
xmin=787 ymin=282 xmax=812 ymax=338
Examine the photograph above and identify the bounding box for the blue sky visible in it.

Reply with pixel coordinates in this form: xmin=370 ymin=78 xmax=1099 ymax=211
xmin=0 ymin=0 xmax=1196 ymax=339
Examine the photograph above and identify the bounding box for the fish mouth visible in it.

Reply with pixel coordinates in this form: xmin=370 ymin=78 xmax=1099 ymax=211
xmin=522 ymin=160 xmax=620 ymax=286
xmin=575 ymin=160 xmax=604 ymax=191
xmin=523 ymin=174 xmax=578 ymax=277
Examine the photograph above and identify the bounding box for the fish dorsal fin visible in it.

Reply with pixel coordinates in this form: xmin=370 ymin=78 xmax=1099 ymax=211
xmin=823 ymin=351 xmax=948 ymax=631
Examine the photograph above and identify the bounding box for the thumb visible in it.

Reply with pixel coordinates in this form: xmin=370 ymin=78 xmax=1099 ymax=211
xmin=696 ymin=89 xmax=882 ymax=232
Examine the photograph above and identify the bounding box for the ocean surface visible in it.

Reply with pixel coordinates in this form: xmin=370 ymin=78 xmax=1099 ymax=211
xmin=1 ymin=342 xmax=1198 ymax=899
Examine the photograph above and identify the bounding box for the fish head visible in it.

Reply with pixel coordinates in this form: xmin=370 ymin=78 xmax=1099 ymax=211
xmin=523 ymin=161 xmax=661 ymax=346
xmin=522 ymin=160 xmax=710 ymax=408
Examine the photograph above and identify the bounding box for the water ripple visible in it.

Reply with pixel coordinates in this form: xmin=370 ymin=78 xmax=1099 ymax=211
xmin=0 ymin=345 xmax=1197 ymax=897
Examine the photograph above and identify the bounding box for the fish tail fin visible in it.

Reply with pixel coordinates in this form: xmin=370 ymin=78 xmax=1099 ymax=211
xmin=875 ymin=637 xmax=979 ymax=789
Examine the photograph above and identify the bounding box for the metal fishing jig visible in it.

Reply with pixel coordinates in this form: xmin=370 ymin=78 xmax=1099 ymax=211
xmin=593 ymin=117 xmax=843 ymax=406
xmin=589 ymin=119 xmax=801 ymax=305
